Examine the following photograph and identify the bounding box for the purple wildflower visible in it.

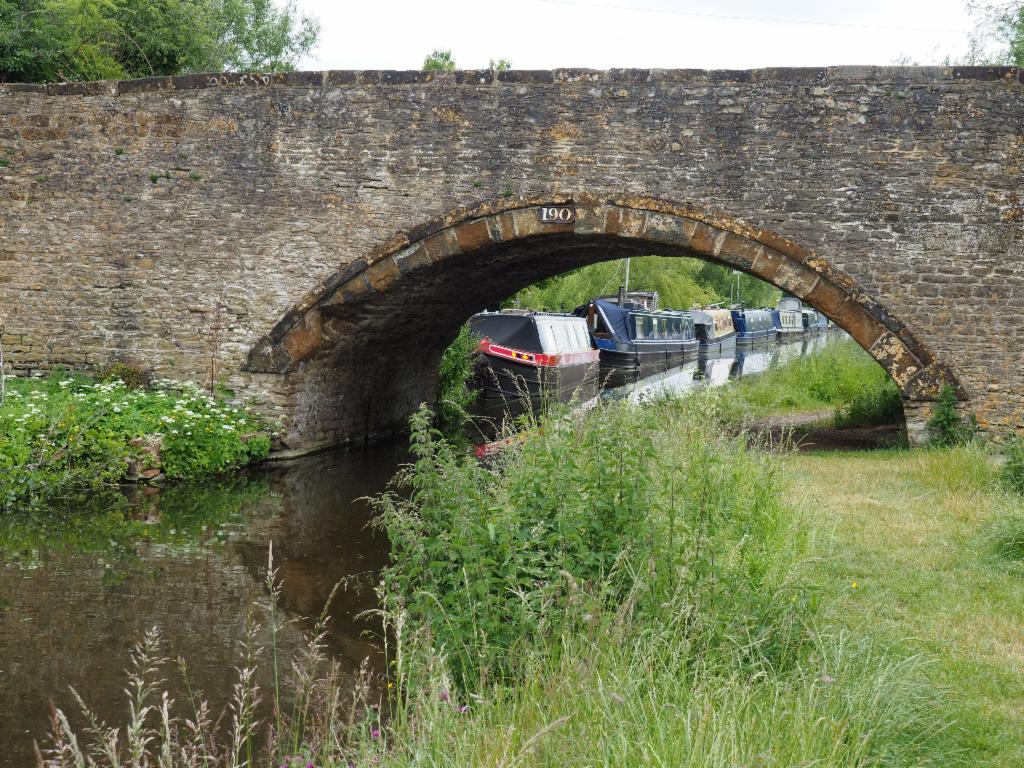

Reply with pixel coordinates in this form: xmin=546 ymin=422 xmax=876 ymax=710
xmin=440 ymin=689 xmax=450 ymax=702
xmin=371 ymin=728 xmax=381 ymax=740
xmin=458 ymin=705 xmax=469 ymax=714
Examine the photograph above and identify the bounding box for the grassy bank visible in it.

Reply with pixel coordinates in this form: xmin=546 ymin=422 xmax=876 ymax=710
xmin=791 ymin=446 xmax=1024 ymax=766
xmin=717 ymin=338 xmax=903 ymax=428
xmin=0 ymin=372 xmax=270 ymax=510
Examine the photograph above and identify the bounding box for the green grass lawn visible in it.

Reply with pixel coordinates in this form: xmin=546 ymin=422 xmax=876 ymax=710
xmin=789 ymin=446 xmax=1024 ymax=766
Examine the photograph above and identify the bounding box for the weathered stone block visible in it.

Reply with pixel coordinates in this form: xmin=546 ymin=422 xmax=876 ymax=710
xmin=366 ymin=257 xmax=401 ymax=291
xmin=453 ymin=219 xmax=493 ymax=254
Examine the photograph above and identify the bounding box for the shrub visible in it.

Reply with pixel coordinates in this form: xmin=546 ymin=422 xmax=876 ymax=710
xmin=927 ymin=385 xmax=976 ymax=446
xmin=373 ymin=397 xmax=809 ymax=691
xmin=434 ymin=324 xmax=479 ymax=439
xmin=102 ymin=361 xmax=150 ymax=389
xmin=834 ymin=379 xmax=904 ymax=428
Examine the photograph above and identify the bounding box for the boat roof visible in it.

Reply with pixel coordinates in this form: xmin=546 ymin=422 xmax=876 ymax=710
xmin=592 ymin=299 xmax=693 ymax=341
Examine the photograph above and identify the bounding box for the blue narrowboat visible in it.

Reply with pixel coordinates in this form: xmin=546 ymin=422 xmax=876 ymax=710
xmin=575 ymin=292 xmax=699 ymax=384
xmin=691 ymin=307 xmax=737 ymax=357
xmin=729 ymin=306 xmax=775 ymax=347
xmin=773 ymin=296 xmax=804 ymax=340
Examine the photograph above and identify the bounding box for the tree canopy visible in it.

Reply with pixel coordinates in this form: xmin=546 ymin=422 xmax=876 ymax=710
xmin=0 ymin=0 xmax=319 ymax=82
xmin=422 ymin=50 xmax=512 ymax=71
xmin=967 ymin=1 xmax=1024 ymax=64
xmin=512 ymin=256 xmax=780 ymax=313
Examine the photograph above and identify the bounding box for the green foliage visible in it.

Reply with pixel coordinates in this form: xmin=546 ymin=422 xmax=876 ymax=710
xmin=967 ymin=1 xmax=1024 ymax=65
xmin=987 ymin=504 xmax=1024 ymax=563
xmin=833 ymin=369 xmax=904 ymax=428
xmin=927 ymin=385 xmax=976 ymax=446
xmin=712 ymin=339 xmax=901 ymax=425
xmin=367 ymin=396 xmax=955 ymax=765
xmin=433 ymin=323 xmax=478 ymax=439
xmin=0 ymin=0 xmax=319 ymax=83
xmin=422 ymin=48 xmax=455 ymax=71
xmin=0 ymin=373 xmax=270 ymax=509
xmin=512 ymin=255 xmax=779 ymax=312
xmin=694 ymin=259 xmax=780 ymax=308
xmin=488 ymin=57 xmax=511 ymax=71
xmin=374 ymin=398 xmax=809 ymax=690
xmin=1001 ymin=436 xmax=1024 ymax=495
xmin=513 ymin=256 xmax=715 ymax=312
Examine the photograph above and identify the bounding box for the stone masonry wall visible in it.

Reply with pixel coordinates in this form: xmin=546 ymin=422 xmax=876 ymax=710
xmin=0 ymin=67 xmax=1021 ymax=450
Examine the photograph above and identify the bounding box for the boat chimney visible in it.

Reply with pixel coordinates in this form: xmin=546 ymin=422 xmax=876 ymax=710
xmin=618 ymin=285 xmax=626 ymax=306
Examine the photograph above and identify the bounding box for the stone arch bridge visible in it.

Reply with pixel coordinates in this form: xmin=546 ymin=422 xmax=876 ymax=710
xmin=1 ymin=66 xmax=1021 ymax=453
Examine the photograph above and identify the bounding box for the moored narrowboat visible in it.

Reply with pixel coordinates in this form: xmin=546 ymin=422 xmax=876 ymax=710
xmin=729 ymin=306 xmax=775 ymax=347
xmin=469 ymin=310 xmax=599 ymax=401
xmin=692 ymin=307 xmax=737 ymax=357
xmin=773 ymin=296 xmax=804 ymax=340
xmin=802 ymin=307 xmax=830 ymax=333
xmin=575 ymin=293 xmax=699 ymax=385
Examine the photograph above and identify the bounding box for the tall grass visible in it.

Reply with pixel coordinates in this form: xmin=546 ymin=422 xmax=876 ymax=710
xmin=1000 ymin=437 xmax=1024 ymax=495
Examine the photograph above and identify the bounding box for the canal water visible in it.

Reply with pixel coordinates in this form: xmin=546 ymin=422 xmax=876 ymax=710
xmin=0 ymin=332 xmax=840 ymax=765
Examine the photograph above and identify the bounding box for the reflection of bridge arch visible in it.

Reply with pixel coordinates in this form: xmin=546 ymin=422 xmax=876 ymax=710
xmin=246 ymin=195 xmax=962 ymax=449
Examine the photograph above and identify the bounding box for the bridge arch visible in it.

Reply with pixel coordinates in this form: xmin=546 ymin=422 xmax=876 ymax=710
xmin=244 ymin=193 xmax=963 ymax=451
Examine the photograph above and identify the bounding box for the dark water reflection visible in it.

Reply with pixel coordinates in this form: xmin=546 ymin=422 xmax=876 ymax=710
xmin=0 ymin=440 xmax=404 ymax=767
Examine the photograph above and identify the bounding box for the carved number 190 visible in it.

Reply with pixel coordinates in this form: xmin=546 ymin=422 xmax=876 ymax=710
xmin=539 ymin=206 xmax=575 ymax=223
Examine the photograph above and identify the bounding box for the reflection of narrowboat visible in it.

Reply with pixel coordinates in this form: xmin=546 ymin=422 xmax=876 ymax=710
xmin=773 ymin=296 xmax=804 ymax=339
xmin=692 ymin=307 xmax=737 ymax=357
xmin=730 ymin=307 xmax=775 ymax=346
xmin=575 ymin=293 xmax=698 ymax=384
xmin=469 ymin=310 xmax=599 ymax=401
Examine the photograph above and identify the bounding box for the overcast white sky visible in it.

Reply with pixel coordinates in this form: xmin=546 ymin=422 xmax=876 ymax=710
xmin=298 ymin=0 xmax=977 ymax=71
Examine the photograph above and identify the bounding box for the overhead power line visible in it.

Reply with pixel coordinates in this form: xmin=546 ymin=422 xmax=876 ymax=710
xmin=537 ymin=0 xmax=967 ymax=34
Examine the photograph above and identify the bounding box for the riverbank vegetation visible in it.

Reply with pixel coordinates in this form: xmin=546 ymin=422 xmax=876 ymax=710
xmin=715 ymin=339 xmax=903 ymax=429
xmin=42 ymin=392 xmax=969 ymax=767
xmin=0 ymin=372 xmax=270 ymax=510
xmin=433 ymin=324 xmax=479 ymax=439
xmin=0 ymin=0 xmax=319 ymax=83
